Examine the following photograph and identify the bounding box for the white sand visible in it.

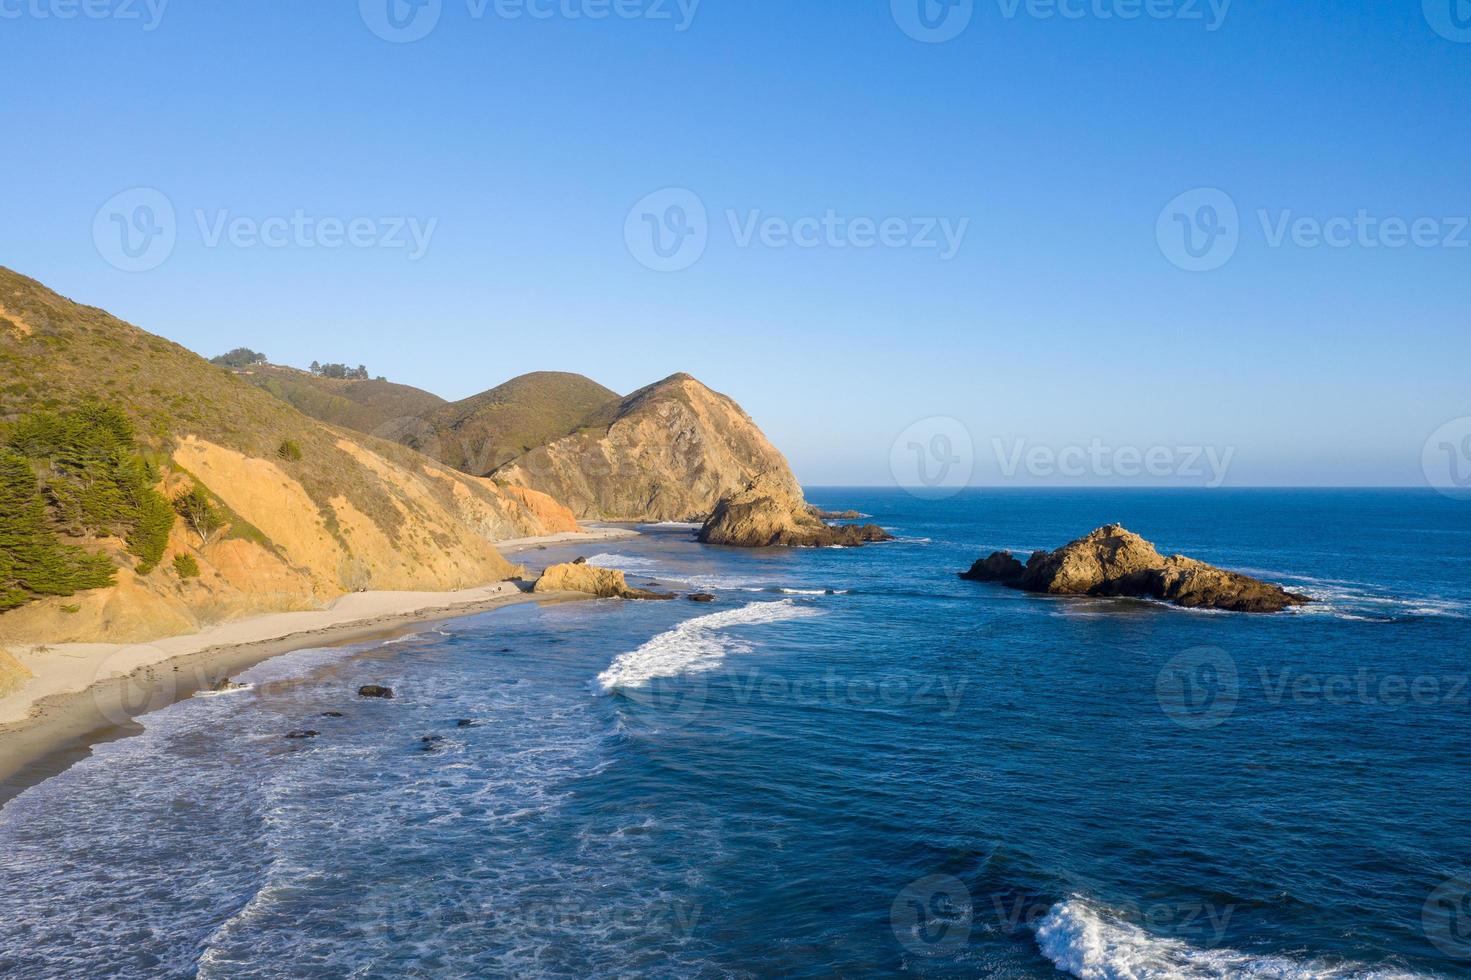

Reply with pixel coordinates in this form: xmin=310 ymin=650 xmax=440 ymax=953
xmin=0 ymin=525 xmax=644 ymax=792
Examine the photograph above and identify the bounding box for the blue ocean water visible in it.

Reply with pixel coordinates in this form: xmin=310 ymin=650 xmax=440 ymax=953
xmin=1 ymin=489 xmax=1469 ymax=978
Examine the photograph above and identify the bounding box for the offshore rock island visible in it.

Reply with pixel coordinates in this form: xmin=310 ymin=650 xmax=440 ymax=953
xmin=959 ymin=524 xmax=1312 ymax=613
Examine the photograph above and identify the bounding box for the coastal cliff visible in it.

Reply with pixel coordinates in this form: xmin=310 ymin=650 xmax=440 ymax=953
xmin=0 ymin=268 xmax=572 ymax=646
xmin=493 ymin=374 xmax=802 ymax=522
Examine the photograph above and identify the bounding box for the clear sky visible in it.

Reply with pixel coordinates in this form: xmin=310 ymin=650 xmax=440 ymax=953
xmin=3 ymin=0 xmax=1468 ymax=487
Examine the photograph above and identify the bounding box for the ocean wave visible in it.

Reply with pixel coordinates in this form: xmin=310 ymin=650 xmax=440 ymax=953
xmin=595 ymin=600 xmax=823 ymax=691
xmin=584 ymin=553 xmax=661 ymax=569
xmin=1035 ymin=899 xmax=1431 ymax=980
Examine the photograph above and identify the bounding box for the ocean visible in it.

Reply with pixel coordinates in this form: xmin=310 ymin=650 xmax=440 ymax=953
xmin=1 ymin=489 xmax=1468 ymax=978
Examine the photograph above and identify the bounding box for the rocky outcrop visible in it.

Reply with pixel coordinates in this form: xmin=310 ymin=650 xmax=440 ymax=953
xmin=358 ymin=685 xmax=395 ymax=699
xmin=494 ymin=374 xmax=802 ymax=523
xmin=533 ymin=563 xmax=673 ymax=600
xmin=697 ymin=474 xmax=892 ymax=548
xmin=959 ymin=525 xmax=1311 ymax=613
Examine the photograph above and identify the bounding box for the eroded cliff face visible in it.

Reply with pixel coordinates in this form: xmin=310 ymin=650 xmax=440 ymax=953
xmin=493 ymin=375 xmax=801 ymax=523
xmin=0 ymin=437 xmax=570 ymax=646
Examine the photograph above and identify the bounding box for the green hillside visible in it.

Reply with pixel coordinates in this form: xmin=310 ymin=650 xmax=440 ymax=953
xmin=236 ymin=364 xmax=447 ymax=438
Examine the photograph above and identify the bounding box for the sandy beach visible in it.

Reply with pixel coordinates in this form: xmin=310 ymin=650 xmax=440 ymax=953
xmin=0 ymin=524 xmax=641 ymax=801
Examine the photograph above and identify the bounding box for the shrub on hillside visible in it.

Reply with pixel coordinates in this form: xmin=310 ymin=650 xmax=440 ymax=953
xmin=277 ymin=439 xmax=303 ymax=462
xmin=174 ymin=485 xmax=226 ymax=548
xmin=173 ymin=553 xmax=200 ymax=579
xmin=0 ymin=450 xmax=116 ymax=611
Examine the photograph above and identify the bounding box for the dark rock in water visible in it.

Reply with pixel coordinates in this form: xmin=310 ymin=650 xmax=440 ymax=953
xmin=320 ymin=711 xmax=345 ymax=718
xmin=817 ymin=509 xmax=864 ymax=520
xmin=688 ymin=593 xmax=717 ymax=603
xmin=499 ymin=647 xmax=512 ymax=653
xmin=358 ymin=685 xmax=395 ymax=699
xmin=211 ymin=677 xmax=246 ymax=692
xmin=958 ymin=552 xmax=1027 ymax=583
xmin=698 ymin=474 xmax=893 ymax=548
xmin=285 ymin=730 xmax=319 ymax=739
xmin=455 ymin=719 xmax=477 ymax=728
xmin=420 ymin=735 xmax=446 ymax=751
xmin=573 ymin=556 xmax=588 ymax=564
xmin=958 ymin=525 xmax=1312 ymax=614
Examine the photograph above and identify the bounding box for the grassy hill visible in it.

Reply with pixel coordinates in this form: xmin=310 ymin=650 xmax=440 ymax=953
xmin=412 ymin=372 xmax=621 ymax=476
xmin=0 ymin=267 xmax=574 ymax=643
xmin=236 ymin=364 xmax=447 ymax=438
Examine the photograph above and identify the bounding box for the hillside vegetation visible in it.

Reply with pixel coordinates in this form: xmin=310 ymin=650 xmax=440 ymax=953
xmin=0 ymin=267 xmax=576 ymax=645
xmin=238 ymin=364 xmax=447 ymax=437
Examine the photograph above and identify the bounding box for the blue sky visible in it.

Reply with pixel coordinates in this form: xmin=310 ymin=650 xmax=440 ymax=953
xmin=3 ymin=0 xmax=1468 ymax=487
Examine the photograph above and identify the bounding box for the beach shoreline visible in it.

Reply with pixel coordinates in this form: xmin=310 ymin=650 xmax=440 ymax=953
xmin=0 ymin=524 xmax=641 ymax=804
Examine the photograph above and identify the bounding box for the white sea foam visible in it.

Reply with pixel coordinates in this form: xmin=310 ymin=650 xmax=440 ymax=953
xmin=776 ymin=587 xmax=850 ymax=596
xmin=1035 ymin=899 xmax=1431 ymax=980
xmin=585 ymin=553 xmax=661 ymax=569
xmin=596 ymin=600 xmax=822 ymax=691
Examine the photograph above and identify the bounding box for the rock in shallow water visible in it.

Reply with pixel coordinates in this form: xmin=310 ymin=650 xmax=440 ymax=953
xmin=285 ymin=730 xmax=319 ymax=739
xmin=697 ymin=474 xmax=892 ymax=548
xmin=533 ymin=563 xmax=674 ymax=600
xmin=357 ymin=685 xmax=395 ymax=699
xmin=959 ymin=524 xmax=1311 ymax=614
